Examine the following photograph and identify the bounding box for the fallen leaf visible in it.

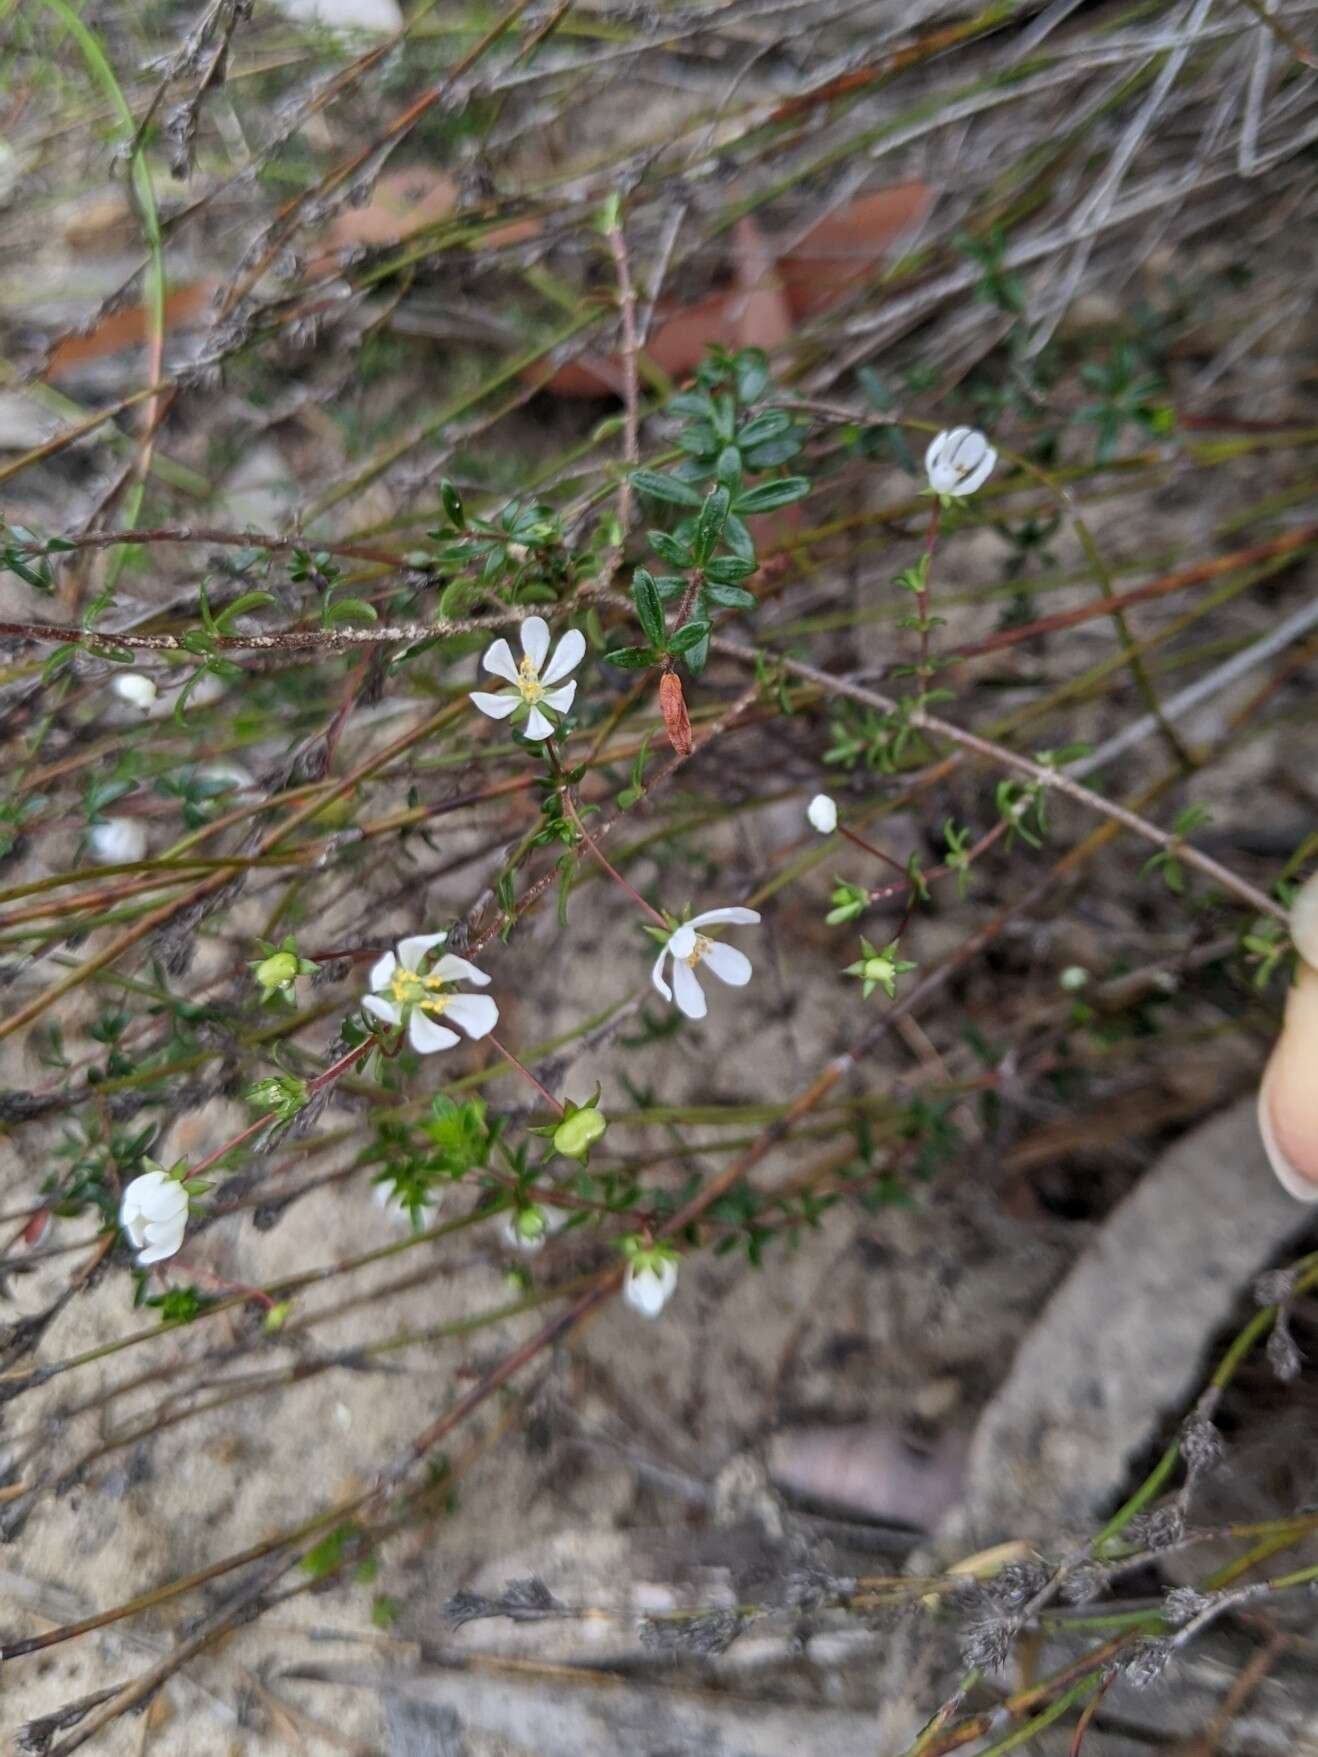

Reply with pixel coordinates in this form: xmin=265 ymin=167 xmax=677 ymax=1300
xmin=45 ymin=280 xmax=216 ymax=381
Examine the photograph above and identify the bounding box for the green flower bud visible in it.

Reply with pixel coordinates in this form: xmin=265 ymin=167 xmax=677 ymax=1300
xmin=553 ymin=1106 xmax=606 ymax=1160
xmin=255 ymin=950 xmax=299 ymax=993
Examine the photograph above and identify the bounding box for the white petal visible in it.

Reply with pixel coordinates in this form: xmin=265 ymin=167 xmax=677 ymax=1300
xmin=651 ymin=947 xmax=673 ymax=1002
xmin=481 ymin=638 xmax=519 ymax=684
xmin=688 ymin=907 xmax=761 ymax=929
xmin=408 ymin=1011 xmax=460 ymax=1054
xmin=143 ymin=1215 xmax=186 ymax=1249
xmin=668 ymin=924 xmax=697 ymax=960
xmin=672 ymin=959 xmax=707 ymax=1020
xmin=429 ymin=953 xmax=490 ymax=987
xmin=541 ymin=681 xmax=576 ymax=714
xmin=956 ymin=443 xmax=996 ymax=495
xmin=369 ymin=950 xmax=397 ymax=990
xmin=443 ymin=992 xmax=499 ymax=1040
xmin=541 ymin=627 xmax=585 ymax=685
xmin=701 ymin=942 xmax=752 ymax=987
xmin=398 ymin=931 xmax=447 ymax=971
xmin=470 ymin=689 xmax=519 ymax=720
xmin=136 ymin=1235 xmax=183 ymax=1266
xmin=362 ymin=993 xmax=400 ymax=1026
xmin=123 ymin=1215 xmax=148 ymax=1249
xmin=519 ymin=615 xmax=550 ymax=670
xmin=522 ymin=705 xmax=554 ymax=742
xmin=806 ymin=793 xmax=837 ymax=835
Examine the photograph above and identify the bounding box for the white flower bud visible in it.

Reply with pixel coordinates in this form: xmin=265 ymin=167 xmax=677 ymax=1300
xmin=111 ymin=672 xmax=158 ymax=712
xmin=925 ymin=427 xmax=996 ymax=497
xmin=120 ymin=1170 xmax=189 ymax=1265
xmin=807 ymin=793 xmax=838 ymax=835
xmin=88 ymin=818 xmax=148 ymax=864
xmin=623 ymin=1255 xmax=678 ymax=1319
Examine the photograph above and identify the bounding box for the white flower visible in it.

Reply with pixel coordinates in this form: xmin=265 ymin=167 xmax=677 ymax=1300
xmin=651 ymin=906 xmax=761 ymax=1021
xmin=362 ymin=931 xmax=498 ymax=1054
xmin=925 ymin=427 xmax=996 ymax=497
xmin=112 ymin=672 xmax=158 ymax=712
xmin=88 ymin=818 xmax=147 ymax=864
xmin=470 ymin=615 xmax=584 ymax=742
xmin=623 ymin=1253 xmax=678 ymax=1319
xmin=807 ymin=793 xmax=838 ymax=835
xmin=120 ymin=1169 xmax=189 ymax=1266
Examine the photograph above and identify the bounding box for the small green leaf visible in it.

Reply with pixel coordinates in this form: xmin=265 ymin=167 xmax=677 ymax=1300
xmin=649 ymin=530 xmax=695 ymax=568
xmin=732 ymin=476 xmax=810 ymax=514
xmin=704 ymin=581 xmax=757 ymax=610
xmin=669 ymin=619 xmax=710 ymax=654
xmin=632 ymin=470 xmax=701 ymax=507
xmin=632 ymin=569 xmax=666 ymax=647
xmin=693 ymin=486 xmax=731 ymax=563
xmin=603 ymin=644 xmax=658 ymax=670
xmin=325 ymin=598 xmax=378 ymax=625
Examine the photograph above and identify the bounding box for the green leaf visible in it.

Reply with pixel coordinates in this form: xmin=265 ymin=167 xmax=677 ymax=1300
xmin=632 ymin=569 xmax=666 ymax=647
xmin=215 ymin=591 xmax=275 ymax=632
xmin=325 ymin=598 xmax=378 ymax=625
xmin=440 ymin=479 xmax=466 ymax=528
xmin=704 ymin=581 xmax=757 ymax=610
xmin=632 ymin=470 xmax=701 ymax=507
xmin=670 ymin=619 xmax=709 ymax=654
xmin=668 ymin=391 xmax=715 ymax=420
xmin=603 ymin=644 xmax=658 ymax=670
xmin=722 ymin=513 xmax=756 ymax=564
xmin=704 ymin=555 xmax=755 ymax=585
xmin=736 ymin=410 xmax=791 ymax=447
xmin=732 ymin=476 xmax=810 ymax=514
xmin=742 ymin=434 xmax=804 ymax=469
xmin=734 ymin=350 xmax=770 ymax=404
xmin=692 ymin=486 xmax=730 ymax=563
xmin=714 ymin=445 xmax=742 ymax=487
xmin=648 ymin=530 xmax=695 ymax=568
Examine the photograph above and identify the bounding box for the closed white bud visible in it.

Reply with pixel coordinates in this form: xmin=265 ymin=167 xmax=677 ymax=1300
xmin=88 ymin=818 xmax=148 ymax=864
xmin=807 ymin=793 xmax=838 ymax=835
xmin=112 ymin=672 xmax=158 ymax=712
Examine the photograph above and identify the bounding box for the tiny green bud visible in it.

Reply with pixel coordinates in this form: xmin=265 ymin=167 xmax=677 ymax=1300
xmin=256 ymin=950 xmax=299 ymax=991
xmin=553 ymin=1106 xmax=606 ymax=1160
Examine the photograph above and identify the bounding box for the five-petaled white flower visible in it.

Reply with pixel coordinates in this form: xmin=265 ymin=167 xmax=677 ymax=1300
xmin=88 ymin=817 xmax=148 ymax=864
xmin=807 ymin=793 xmax=838 ymax=835
xmin=925 ymin=427 xmax=996 ymax=498
xmin=470 ymin=615 xmax=584 ymax=743
xmin=363 ymin=931 xmax=498 ymax=1054
xmin=112 ymin=672 xmax=158 ymax=712
xmin=651 ymin=907 xmax=761 ymax=1021
xmin=622 ymin=1246 xmax=679 ymax=1319
xmin=120 ymin=1169 xmax=189 ymax=1266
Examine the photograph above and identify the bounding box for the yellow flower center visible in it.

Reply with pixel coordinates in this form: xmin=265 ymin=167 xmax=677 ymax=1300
xmin=516 ymin=655 xmax=544 ymax=704
xmin=388 ymin=968 xmax=449 ymax=1014
xmin=683 ymin=933 xmax=712 ymax=969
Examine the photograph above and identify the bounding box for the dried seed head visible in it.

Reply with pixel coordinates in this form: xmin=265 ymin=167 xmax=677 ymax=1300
xmin=1123 ymin=1638 xmax=1173 ymax=1688
xmin=1254 ymin=1267 xmax=1296 ymax=1307
xmin=1127 ymin=1505 xmax=1185 ymax=1549
xmin=1180 ymin=1414 xmax=1224 ymax=1478
xmin=1163 ymin=1585 xmax=1210 ymax=1626
xmin=640 ymin=1608 xmax=743 ymax=1656
xmin=960 ymin=1615 xmax=1015 ymax=1672
xmin=1059 ymin=1564 xmax=1108 ymax=1606
xmin=989 ymin=1560 xmax=1050 ymax=1610
xmin=1266 ymin=1318 xmax=1303 ymax=1382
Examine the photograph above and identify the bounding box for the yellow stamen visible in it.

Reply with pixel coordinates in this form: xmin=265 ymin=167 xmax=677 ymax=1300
xmin=516 ymin=655 xmax=544 ymax=704
xmin=683 ymin=933 xmax=712 ymax=969
xmin=388 ymin=968 xmax=450 ymax=1014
